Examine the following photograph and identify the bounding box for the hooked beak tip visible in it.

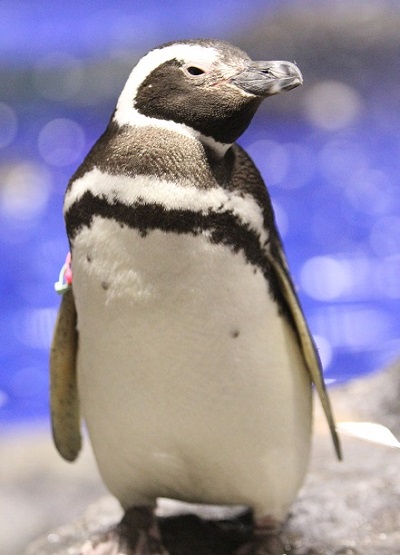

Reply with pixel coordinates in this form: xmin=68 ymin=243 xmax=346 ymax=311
xmin=232 ymin=60 xmax=303 ymax=97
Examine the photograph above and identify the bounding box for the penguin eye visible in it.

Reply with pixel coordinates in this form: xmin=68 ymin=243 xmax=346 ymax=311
xmin=186 ymin=66 xmax=206 ymax=76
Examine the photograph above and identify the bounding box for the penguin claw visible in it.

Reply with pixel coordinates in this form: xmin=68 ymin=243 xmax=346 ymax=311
xmin=234 ymin=518 xmax=286 ymax=555
xmin=80 ymin=507 xmax=169 ymax=555
xmin=80 ymin=530 xmax=127 ymax=555
xmin=80 ymin=533 xmax=169 ymax=555
xmin=234 ymin=534 xmax=286 ymax=555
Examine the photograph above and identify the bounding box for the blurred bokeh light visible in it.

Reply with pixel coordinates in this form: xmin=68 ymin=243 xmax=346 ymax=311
xmin=1 ymin=0 xmax=399 ymax=422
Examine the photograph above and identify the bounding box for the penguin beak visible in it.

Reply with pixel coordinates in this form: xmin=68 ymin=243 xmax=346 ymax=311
xmin=231 ymin=60 xmax=303 ymax=97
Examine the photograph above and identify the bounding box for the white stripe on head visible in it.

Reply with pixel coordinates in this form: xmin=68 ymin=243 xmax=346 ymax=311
xmin=114 ymin=43 xmax=231 ymax=156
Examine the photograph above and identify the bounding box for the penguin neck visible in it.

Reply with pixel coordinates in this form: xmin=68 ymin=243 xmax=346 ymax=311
xmin=113 ymin=108 xmax=232 ymax=160
xmin=196 ymin=133 xmax=232 ymax=160
xmin=69 ymin=119 xmax=235 ymax=192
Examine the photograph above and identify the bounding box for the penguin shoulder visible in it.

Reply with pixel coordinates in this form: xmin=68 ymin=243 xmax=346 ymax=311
xmin=68 ymin=121 xmax=221 ymax=189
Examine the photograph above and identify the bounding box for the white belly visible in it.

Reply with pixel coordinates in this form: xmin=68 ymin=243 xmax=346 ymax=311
xmin=72 ymin=218 xmax=312 ymax=520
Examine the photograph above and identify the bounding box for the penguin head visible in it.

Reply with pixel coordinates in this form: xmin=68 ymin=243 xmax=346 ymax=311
xmin=114 ymin=39 xmax=302 ymax=149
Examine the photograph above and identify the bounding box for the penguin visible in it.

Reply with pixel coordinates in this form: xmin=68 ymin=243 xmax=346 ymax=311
xmin=50 ymin=39 xmax=341 ymax=555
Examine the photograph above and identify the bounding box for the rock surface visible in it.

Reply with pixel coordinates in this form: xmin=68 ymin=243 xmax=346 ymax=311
xmin=0 ymin=425 xmax=107 ymax=555
xmin=21 ymin=363 xmax=400 ymax=555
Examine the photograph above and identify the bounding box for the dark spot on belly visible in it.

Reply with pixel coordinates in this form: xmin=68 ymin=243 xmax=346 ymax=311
xmin=86 ymin=254 xmax=92 ymax=263
xmin=101 ymin=281 xmax=109 ymax=290
xmin=230 ymin=329 xmax=240 ymax=339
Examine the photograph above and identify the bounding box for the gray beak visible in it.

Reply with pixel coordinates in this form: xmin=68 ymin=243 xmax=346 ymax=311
xmin=231 ymin=60 xmax=303 ymax=97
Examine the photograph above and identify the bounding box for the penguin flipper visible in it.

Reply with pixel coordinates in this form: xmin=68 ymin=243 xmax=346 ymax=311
xmin=50 ymin=288 xmax=81 ymax=461
xmin=266 ymin=251 xmax=342 ymax=460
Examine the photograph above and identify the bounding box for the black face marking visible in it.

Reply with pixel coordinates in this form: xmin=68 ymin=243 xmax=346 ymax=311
xmin=135 ymin=60 xmax=262 ymax=144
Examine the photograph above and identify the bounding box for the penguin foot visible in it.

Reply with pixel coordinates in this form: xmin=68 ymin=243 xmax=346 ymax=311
xmin=80 ymin=506 xmax=169 ymax=555
xmin=118 ymin=506 xmax=169 ymax=554
xmin=234 ymin=534 xmax=285 ymax=555
xmin=234 ymin=516 xmax=285 ymax=555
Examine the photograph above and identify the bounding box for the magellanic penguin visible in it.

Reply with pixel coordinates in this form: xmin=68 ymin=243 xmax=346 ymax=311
xmin=51 ymin=39 xmax=341 ymax=555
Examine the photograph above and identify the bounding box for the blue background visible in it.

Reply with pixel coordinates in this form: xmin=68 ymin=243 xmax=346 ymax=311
xmin=1 ymin=0 xmax=399 ymax=422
